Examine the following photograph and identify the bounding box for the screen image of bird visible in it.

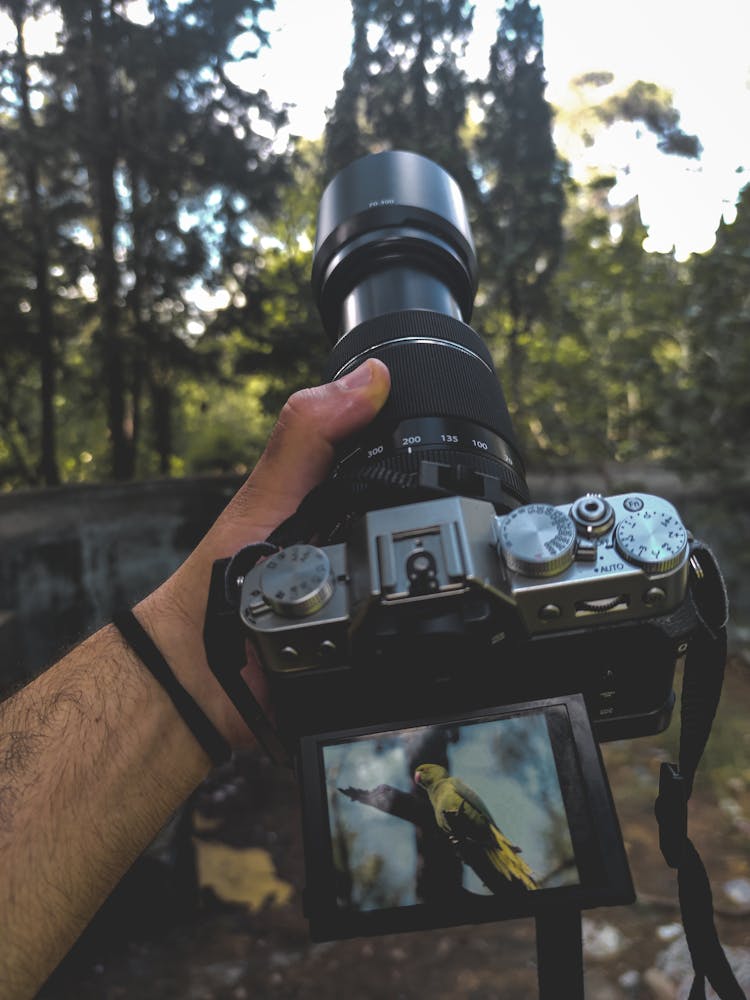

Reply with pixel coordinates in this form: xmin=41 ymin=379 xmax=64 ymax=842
xmin=322 ymin=711 xmax=580 ymax=914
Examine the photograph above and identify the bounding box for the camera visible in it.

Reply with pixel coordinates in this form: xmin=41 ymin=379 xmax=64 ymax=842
xmin=207 ymin=150 xmax=698 ymax=751
xmin=202 ymin=151 xmax=730 ymax=949
xmin=235 ymin=488 xmax=692 ymax=747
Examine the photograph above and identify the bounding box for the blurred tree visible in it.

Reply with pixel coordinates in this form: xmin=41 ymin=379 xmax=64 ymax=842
xmin=2 ymin=0 xmax=59 ymax=484
xmin=0 ymin=177 xmax=39 ymax=486
xmin=672 ymin=180 xmax=750 ymax=475
xmin=519 ymin=66 xmax=706 ymax=470
xmin=590 ymin=76 xmax=701 ymax=159
xmin=43 ymin=0 xmax=288 ymax=478
xmin=174 ymin=371 xmax=274 ymax=477
xmin=323 ymin=0 xmax=371 ymax=181
xmin=113 ymin=1 xmax=288 ymax=474
xmin=48 ymin=0 xmax=130 ymax=477
xmin=471 ymin=0 xmax=566 ymax=431
xmin=530 ymin=184 xmax=690 ymax=469
xmin=556 ymin=73 xmax=702 ymax=191
xmin=207 ymin=140 xmax=327 ymax=415
xmin=0 ymin=0 xmax=87 ymax=486
xmin=323 ymin=0 xmax=477 ymax=195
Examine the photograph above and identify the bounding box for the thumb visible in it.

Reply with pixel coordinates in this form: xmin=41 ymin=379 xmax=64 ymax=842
xmin=223 ymin=358 xmax=391 ymax=535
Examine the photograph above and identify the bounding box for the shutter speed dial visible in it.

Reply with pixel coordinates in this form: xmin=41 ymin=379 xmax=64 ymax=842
xmin=260 ymin=545 xmax=335 ymax=618
xmin=498 ymin=504 xmax=577 ymax=577
xmin=615 ymin=502 xmax=688 ymax=574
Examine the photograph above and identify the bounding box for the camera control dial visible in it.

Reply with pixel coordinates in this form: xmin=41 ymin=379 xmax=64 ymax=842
xmin=497 ymin=504 xmax=576 ymax=577
xmin=259 ymin=545 xmax=335 ymax=618
xmin=614 ymin=501 xmax=688 ymax=574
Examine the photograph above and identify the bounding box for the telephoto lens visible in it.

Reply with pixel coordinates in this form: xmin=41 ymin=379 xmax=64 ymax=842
xmin=312 ymin=150 xmax=529 ymax=512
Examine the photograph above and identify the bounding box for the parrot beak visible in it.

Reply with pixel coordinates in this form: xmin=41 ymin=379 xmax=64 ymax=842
xmin=414 ymin=770 xmax=422 ymax=785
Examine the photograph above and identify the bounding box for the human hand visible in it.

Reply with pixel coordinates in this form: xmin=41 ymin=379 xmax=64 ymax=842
xmin=136 ymin=359 xmax=390 ymax=750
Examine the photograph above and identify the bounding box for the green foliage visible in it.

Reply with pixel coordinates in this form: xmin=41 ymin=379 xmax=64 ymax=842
xmin=473 ymin=0 xmax=566 ymax=286
xmin=176 ymin=374 xmax=274 ymax=477
xmin=669 ymin=182 xmax=750 ymax=475
xmin=204 ymin=141 xmax=328 ymax=413
xmin=471 ymin=0 xmax=567 ymax=426
xmin=592 ymin=79 xmax=702 ymax=159
xmin=323 ymin=0 xmax=477 ymax=193
xmin=560 ymin=74 xmax=702 ymax=165
xmin=0 ymin=0 xmax=289 ymax=485
xmin=321 ymin=0 xmax=566 ymax=446
xmin=521 ymin=189 xmax=691 ymax=466
xmin=0 ymin=0 xmax=91 ymax=486
xmin=0 ymin=1 xmax=744 ymax=492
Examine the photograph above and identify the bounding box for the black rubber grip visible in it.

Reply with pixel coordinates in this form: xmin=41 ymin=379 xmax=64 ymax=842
xmin=325 ymin=310 xmax=521 ymax=458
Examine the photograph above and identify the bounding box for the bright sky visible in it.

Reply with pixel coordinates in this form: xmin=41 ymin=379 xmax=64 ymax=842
xmin=230 ymin=0 xmax=750 ymax=260
xmin=5 ymin=0 xmax=750 ymax=260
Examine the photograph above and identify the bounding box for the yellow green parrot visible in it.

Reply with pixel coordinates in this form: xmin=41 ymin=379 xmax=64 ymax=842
xmin=414 ymin=763 xmax=537 ymax=892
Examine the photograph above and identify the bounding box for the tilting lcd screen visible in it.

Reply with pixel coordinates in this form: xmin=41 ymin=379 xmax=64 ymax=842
xmin=299 ymin=696 xmax=633 ymax=940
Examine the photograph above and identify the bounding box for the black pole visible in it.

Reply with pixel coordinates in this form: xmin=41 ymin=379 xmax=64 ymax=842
xmin=535 ymin=909 xmax=584 ymax=999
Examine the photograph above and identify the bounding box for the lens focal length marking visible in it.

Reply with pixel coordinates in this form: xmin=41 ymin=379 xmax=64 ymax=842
xmin=357 ymin=418 xmax=519 ymax=468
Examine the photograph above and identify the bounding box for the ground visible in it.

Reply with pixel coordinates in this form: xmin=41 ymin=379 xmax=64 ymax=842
xmin=39 ymin=659 xmax=750 ymax=1000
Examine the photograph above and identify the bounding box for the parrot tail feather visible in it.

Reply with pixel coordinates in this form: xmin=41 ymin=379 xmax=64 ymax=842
xmin=487 ymin=825 xmax=537 ymax=890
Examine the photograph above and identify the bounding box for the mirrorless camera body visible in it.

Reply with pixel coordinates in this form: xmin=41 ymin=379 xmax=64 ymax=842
xmin=206 ymin=150 xmax=702 ymax=754
xmin=236 ymin=490 xmax=694 ymax=744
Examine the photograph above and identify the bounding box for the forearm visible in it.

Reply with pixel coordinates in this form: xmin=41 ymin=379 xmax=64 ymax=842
xmin=0 ymin=625 xmax=209 ymax=999
xmin=0 ymin=359 xmax=391 ymax=998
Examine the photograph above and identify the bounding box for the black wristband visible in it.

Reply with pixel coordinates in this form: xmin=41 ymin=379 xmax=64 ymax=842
xmin=112 ymin=609 xmax=232 ymax=767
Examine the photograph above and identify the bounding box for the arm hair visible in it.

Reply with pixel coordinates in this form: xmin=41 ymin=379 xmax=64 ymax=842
xmin=0 ymin=625 xmax=209 ymax=999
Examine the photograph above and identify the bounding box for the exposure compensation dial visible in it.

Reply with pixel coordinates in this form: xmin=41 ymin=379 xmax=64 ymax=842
xmin=614 ymin=500 xmax=688 ymax=574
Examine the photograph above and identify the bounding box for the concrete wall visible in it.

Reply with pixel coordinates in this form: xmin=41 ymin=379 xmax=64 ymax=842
xmin=1 ymin=468 xmax=747 ymax=695
xmin=0 ymin=477 xmax=238 ymax=691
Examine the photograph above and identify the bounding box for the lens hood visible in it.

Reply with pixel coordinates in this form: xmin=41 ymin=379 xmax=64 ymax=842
xmin=312 ymin=151 xmax=478 ymax=339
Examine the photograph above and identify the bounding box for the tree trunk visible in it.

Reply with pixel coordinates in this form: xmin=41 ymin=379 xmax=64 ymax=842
xmin=507 ymin=270 xmax=525 ymax=429
xmin=151 ymin=378 xmax=172 ymax=476
xmin=13 ymin=7 xmax=60 ymax=486
xmin=126 ymin=158 xmax=148 ymax=474
xmin=87 ymin=0 xmax=133 ymax=480
xmin=411 ymin=0 xmax=429 ymax=148
xmin=0 ymin=363 xmax=38 ymax=487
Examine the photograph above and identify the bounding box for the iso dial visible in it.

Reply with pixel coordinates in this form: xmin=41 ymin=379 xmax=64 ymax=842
xmin=615 ymin=505 xmax=688 ymax=574
xmin=498 ymin=504 xmax=576 ymax=577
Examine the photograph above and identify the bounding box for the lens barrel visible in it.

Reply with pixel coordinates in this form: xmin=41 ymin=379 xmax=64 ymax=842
xmin=313 ymin=150 xmax=477 ymax=339
xmin=313 ymin=151 xmax=529 ymax=511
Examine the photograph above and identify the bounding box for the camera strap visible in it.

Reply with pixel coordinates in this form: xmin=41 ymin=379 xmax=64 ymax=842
xmin=654 ymin=540 xmax=745 ymax=1000
xmin=266 ymin=466 xmax=431 ymax=547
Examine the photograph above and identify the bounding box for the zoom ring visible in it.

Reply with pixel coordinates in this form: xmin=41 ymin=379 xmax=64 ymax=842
xmin=326 ymin=311 xmax=528 ymax=510
xmin=326 ymin=311 xmax=522 ymax=462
